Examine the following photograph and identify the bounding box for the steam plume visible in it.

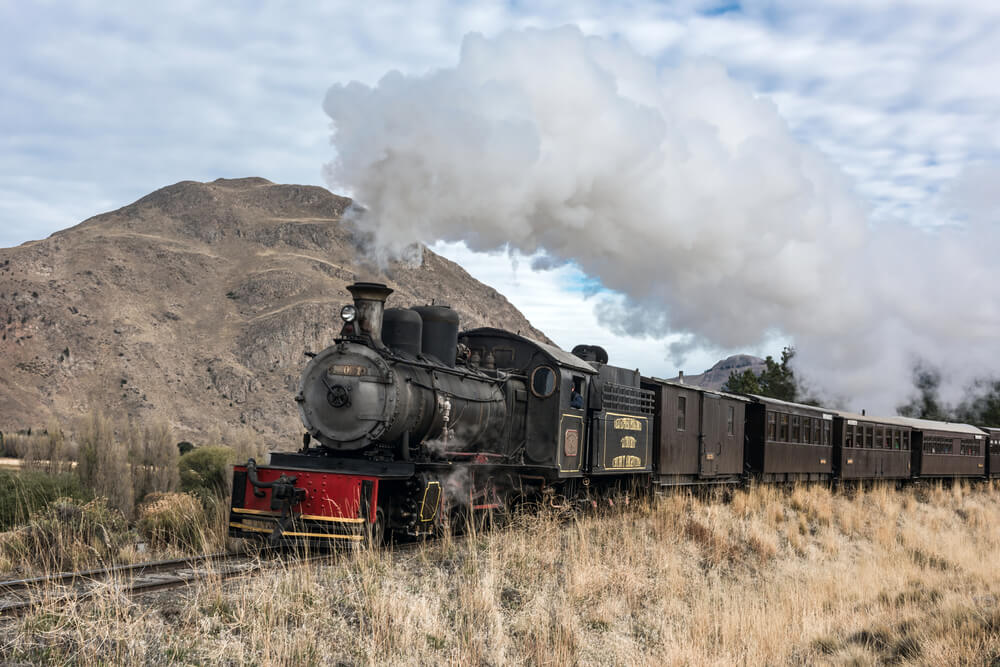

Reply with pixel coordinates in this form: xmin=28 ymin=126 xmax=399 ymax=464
xmin=323 ymin=26 xmax=1000 ymax=412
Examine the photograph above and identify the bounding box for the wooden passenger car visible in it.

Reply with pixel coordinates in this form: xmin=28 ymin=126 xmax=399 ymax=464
xmin=985 ymin=428 xmax=1000 ymax=479
xmin=832 ymin=412 xmax=912 ymax=480
xmin=886 ymin=416 xmax=987 ymax=479
xmin=641 ymin=378 xmax=748 ymax=486
xmin=744 ymin=396 xmax=834 ymax=482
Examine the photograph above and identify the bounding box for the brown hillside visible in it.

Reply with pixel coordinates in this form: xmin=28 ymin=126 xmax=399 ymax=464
xmin=0 ymin=177 xmax=546 ymax=446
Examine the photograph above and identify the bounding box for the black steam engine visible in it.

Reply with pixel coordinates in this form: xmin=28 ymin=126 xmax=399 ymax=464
xmin=229 ymin=282 xmax=996 ymax=545
xmin=230 ymin=281 xmax=655 ymax=544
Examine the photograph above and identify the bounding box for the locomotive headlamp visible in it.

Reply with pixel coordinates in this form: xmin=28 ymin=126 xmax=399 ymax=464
xmin=340 ymin=305 xmax=357 ymax=323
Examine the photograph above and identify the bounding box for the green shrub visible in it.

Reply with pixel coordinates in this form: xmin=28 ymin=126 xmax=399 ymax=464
xmin=137 ymin=492 xmax=206 ymax=551
xmin=0 ymin=497 xmax=131 ymax=572
xmin=0 ymin=470 xmax=88 ymax=530
xmin=179 ymin=445 xmax=237 ymax=500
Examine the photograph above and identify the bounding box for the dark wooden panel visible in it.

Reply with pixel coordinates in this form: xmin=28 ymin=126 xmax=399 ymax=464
xmin=917 ymin=453 xmax=985 ymax=477
xmin=763 ymin=442 xmax=833 ymax=474
xmin=700 ymin=396 xmax=744 ymax=477
xmin=656 ymin=384 xmax=701 ymax=475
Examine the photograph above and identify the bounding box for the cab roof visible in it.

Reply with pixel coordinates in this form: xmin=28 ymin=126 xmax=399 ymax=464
xmin=461 ymin=328 xmax=596 ymax=374
xmin=643 ymin=376 xmax=751 ymax=403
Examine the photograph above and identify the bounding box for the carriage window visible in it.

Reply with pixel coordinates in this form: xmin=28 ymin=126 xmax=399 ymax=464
xmin=865 ymin=426 xmax=874 ymax=448
xmin=875 ymin=426 xmax=885 ymax=448
xmin=677 ymin=395 xmax=687 ymax=431
xmin=767 ymin=412 xmax=777 ymax=440
xmin=791 ymin=416 xmax=800 ymax=442
xmin=779 ymin=414 xmax=789 ymax=441
xmin=902 ymin=431 xmax=910 ymax=450
xmin=824 ymin=421 xmax=831 ymax=446
xmin=727 ymin=405 xmax=735 ymax=436
xmin=812 ymin=419 xmax=820 ymax=444
xmin=960 ymin=439 xmax=979 ymax=456
xmin=845 ymin=425 xmax=854 ymax=448
xmin=530 ymin=366 xmax=557 ymax=398
xmin=893 ymin=430 xmax=901 ymax=450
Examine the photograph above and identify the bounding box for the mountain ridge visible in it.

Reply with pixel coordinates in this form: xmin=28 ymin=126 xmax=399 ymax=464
xmin=0 ymin=177 xmax=546 ymax=445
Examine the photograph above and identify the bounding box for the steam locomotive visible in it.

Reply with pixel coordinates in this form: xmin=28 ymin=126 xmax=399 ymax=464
xmin=228 ymin=282 xmax=1000 ymax=545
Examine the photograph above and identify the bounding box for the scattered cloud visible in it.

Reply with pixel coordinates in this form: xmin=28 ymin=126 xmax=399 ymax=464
xmin=2 ymin=2 xmax=999 ymax=410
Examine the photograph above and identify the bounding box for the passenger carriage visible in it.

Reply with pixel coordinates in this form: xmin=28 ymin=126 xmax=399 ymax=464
xmin=888 ymin=416 xmax=988 ymax=479
xmin=831 ymin=412 xmax=912 ymax=480
xmin=985 ymin=427 xmax=1000 ymax=479
xmin=744 ymin=395 xmax=834 ymax=482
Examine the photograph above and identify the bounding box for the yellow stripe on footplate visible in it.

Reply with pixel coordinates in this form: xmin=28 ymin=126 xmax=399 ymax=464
xmin=231 ymin=507 xmax=365 ymax=524
xmin=229 ymin=522 xmax=363 ymax=542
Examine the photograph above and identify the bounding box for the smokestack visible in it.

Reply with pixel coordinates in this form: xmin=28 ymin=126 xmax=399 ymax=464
xmin=678 ymin=370 xmax=684 ymax=383
xmin=346 ymin=282 xmax=393 ymax=344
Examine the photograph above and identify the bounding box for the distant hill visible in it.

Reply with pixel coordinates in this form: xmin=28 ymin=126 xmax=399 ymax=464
xmin=0 ymin=177 xmax=546 ymax=446
xmin=668 ymin=354 xmax=766 ymax=391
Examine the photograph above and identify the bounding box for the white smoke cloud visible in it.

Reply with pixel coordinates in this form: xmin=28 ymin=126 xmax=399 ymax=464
xmin=323 ymin=26 xmax=1000 ymax=413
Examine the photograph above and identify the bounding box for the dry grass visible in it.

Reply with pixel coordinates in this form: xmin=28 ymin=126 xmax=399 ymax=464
xmin=4 ymin=481 xmax=1000 ymax=665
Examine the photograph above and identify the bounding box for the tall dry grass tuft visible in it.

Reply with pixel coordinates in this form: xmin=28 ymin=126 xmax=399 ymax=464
xmin=0 ymin=497 xmax=131 ymax=572
xmin=137 ymin=492 xmax=208 ymax=553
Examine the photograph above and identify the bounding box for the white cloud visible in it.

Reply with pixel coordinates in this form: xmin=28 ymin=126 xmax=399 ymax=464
xmin=323 ymin=26 xmax=1000 ymax=412
xmin=430 ymin=241 xmax=727 ymax=378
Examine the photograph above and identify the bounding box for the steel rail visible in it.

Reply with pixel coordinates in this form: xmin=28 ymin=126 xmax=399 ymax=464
xmin=0 ymin=551 xmax=234 ymax=596
xmin=0 ymin=534 xmax=463 ymax=618
xmin=0 ymin=550 xmax=316 ymax=617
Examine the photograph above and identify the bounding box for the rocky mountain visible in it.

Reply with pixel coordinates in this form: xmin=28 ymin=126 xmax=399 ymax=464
xmin=0 ymin=177 xmax=546 ymax=446
xmin=669 ymin=354 xmax=766 ymax=392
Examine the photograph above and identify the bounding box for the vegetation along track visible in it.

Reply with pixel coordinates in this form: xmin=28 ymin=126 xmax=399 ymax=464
xmin=0 ymin=536 xmax=440 ymax=618
xmin=0 ymin=550 xmax=318 ymax=617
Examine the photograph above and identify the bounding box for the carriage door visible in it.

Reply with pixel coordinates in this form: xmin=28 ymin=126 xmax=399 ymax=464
xmin=700 ymin=394 xmax=721 ymax=477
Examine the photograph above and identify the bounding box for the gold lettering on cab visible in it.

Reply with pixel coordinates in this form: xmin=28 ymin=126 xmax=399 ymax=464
xmin=614 ymin=417 xmax=643 ymax=431
xmin=620 ymin=435 xmax=637 ymax=449
xmin=328 ymin=364 xmax=367 ymax=377
xmin=564 ymin=429 xmax=579 ymax=457
xmin=611 ymin=455 xmax=642 ymax=468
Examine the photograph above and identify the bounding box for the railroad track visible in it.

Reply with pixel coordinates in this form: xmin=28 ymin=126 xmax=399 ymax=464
xmin=0 ymin=549 xmax=330 ymax=617
xmin=0 ymin=530 xmax=472 ymax=619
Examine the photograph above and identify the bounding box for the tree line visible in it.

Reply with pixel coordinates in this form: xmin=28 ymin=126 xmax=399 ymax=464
xmin=721 ymin=347 xmax=804 ymax=403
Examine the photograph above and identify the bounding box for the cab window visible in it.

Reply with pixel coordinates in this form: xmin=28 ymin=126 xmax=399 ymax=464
xmin=530 ymin=366 xmax=557 ymax=398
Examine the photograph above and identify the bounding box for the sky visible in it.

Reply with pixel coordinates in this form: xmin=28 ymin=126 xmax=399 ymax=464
xmin=2 ymin=2 xmax=999 ymax=410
